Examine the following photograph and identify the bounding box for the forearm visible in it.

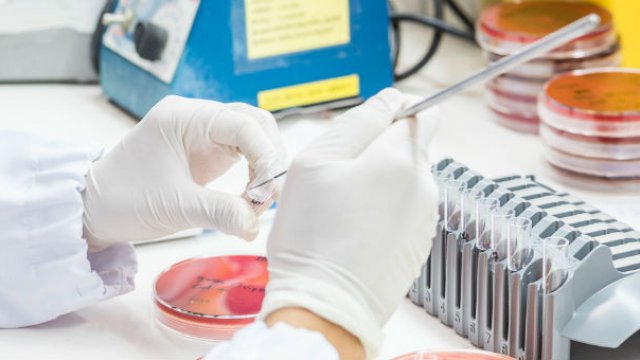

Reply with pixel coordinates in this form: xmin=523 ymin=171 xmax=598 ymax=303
xmin=0 ymin=130 xmax=137 ymax=328
xmin=265 ymin=307 xmax=365 ymax=360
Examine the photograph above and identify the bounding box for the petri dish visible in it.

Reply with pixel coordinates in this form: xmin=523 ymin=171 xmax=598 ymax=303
xmin=539 ymin=68 xmax=640 ymax=138
xmin=153 ymin=255 xmax=268 ymax=341
xmin=392 ymin=350 xmax=515 ymax=360
xmin=482 ymin=40 xmax=621 ymax=80
xmin=489 ymin=74 xmax=547 ymax=98
xmin=544 ymin=146 xmax=640 ymax=178
xmin=477 ymin=1 xmax=615 ymax=58
xmin=486 ymin=83 xmax=538 ymax=117
xmin=490 ymin=106 xmax=539 ymax=134
xmin=540 ymin=123 xmax=640 ymax=160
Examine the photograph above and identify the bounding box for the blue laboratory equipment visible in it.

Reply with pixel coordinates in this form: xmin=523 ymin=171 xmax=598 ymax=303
xmin=99 ymin=0 xmax=393 ymax=118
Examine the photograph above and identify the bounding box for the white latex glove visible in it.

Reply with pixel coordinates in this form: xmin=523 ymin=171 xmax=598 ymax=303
xmin=83 ymin=96 xmax=287 ymax=251
xmin=260 ymin=88 xmax=440 ymax=358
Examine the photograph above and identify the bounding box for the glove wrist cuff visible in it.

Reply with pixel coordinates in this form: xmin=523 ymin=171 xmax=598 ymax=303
xmin=259 ymin=277 xmax=383 ymax=359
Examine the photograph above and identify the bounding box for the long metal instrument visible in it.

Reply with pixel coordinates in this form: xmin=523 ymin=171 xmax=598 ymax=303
xmin=252 ymin=14 xmax=601 ymax=190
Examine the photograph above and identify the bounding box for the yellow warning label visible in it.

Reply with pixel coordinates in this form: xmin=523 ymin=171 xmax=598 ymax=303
xmin=245 ymin=0 xmax=351 ymax=59
xmin=258 ymin=74 xmax=360 ymax=111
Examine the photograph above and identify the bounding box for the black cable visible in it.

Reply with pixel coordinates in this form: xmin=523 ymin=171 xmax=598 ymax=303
xmin=90 ymin=0 xmax=118 ymax=74
xmin=445 ymin=0 xmax=476 ymax=34
xmin=388 ymin=1 xmax=401 ymax=71
xmin=393 ymin=0 xmax=444 ymax=82
xmin=390 ymin=0 xmax=478 ymax=81
xmin=392 ymin=22 xmax=401 ymax=70
xmin=390 ymin=13 xmax=476 ymax=43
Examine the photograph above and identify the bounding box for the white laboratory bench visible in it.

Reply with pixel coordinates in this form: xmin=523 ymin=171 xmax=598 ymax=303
xmin=2 ymin=33 xmax=640 ymax=360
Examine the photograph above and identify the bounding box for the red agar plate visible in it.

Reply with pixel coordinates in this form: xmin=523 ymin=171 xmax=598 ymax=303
xmin=477 ymin=2 xmax=614 ymax=58
xmin=154 ymin=255 xmax=268 ymax=341
xmin=540 ymin=69 xmax=640 ymax=137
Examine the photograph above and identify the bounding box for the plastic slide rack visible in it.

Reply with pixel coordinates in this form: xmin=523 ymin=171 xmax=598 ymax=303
xmin=409 ymin=158 xmax=640 ymax=360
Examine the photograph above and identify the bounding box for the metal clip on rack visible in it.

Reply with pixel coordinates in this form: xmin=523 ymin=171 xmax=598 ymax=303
xmin=409 ymin=159 xmax=640 ymax=360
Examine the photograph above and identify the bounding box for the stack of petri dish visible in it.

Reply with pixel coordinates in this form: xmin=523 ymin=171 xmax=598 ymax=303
xmin=539 ymin=68 xmax=640 ymax=179
xmin=477 ymin=1 xmax=620 ymax=133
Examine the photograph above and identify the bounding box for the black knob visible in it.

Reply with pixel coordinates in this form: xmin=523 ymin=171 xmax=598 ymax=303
xmin=133 ymin=21 xmax=168 ymax=61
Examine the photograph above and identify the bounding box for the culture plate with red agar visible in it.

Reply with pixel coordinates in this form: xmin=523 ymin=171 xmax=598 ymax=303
xmin=153 ymin=255 xmax=268 ymax=341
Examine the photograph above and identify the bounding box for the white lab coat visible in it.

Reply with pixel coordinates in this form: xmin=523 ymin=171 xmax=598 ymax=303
xmin=0 ymin=130 xmax=337 ymax=359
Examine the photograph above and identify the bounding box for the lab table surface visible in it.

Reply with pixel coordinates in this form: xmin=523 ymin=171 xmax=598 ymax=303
xmin=2 ymin=35 xmax=640 ymax=360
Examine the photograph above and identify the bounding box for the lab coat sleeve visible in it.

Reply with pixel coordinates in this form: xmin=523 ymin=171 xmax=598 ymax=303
xmin=203 ymin=321 xmax=339 ymax=360
xmin=0 ymin=130 xmax=137 ymax=328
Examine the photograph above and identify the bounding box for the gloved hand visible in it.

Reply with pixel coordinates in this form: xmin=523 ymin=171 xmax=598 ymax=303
xmin=82 ymin=96 xmax=287 ymax=252
xmin=260 ymin=88 xmax=440 ymax=358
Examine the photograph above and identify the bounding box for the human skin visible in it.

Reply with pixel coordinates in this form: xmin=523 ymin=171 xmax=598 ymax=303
xmin=266 ymin=307 xmax=365 ymax=360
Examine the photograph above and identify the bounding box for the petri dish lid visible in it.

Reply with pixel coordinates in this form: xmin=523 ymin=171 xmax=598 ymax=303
xmin=545 ymin=146 xmax=640 ymax=179
xmin=486 ymin=84 xmax=538 ymax=118
xmin=154 ymin=255 xmax=268 ymax=321
xmin=482 ymin=40 xmax=621 ymax=80
xmin=540 ymin=123 xmax=640 ymax=161
xmin=489 ymin=74 xmax=547 ymax=98
xmin=477 ymin=2 xmax=614 ymax=58
xmin=542 ymin=68 xmax=640 ymax=126
xmin=490 ymin=106 xmax=539 ymax=134
xmin=391 ymin=350 xmax=515 ymax=360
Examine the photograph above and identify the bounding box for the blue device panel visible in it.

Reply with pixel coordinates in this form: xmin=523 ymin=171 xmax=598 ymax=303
xmin=101 ymin=0 xmax=393 ymax=118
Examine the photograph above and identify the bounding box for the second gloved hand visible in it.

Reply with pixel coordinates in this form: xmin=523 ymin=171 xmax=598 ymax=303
xmin=261 ymin=88 xmax=440 ymax=358
xmin=82 ymin=96 xmax=287 ymax=251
